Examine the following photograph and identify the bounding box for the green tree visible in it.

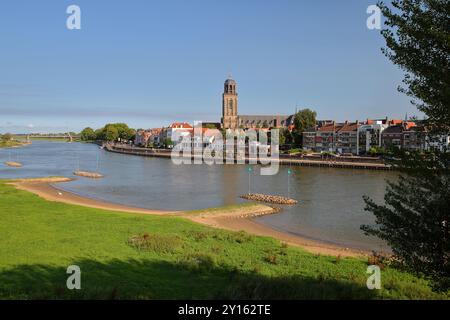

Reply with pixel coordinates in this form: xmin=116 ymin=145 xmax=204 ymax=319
xmin=1 ymin=133 xmax=12 ymax=142
xmin=279 ymin=128 xmax=294 ymax=146
xmin=105 ymin=125 xmax=119 ymax=142
xmin=164 ymin=138 xmax=173 ymax=148
xmin=80 ymin=127 xmax=96 ymax=141
xmin=103 ymin=123 xmax=134 ymax=141
xmin=293 ymin=109 xmax=316 ymax=146
xmin=362 ymin=0 xmax=450 ymax=291
xmin=94 ymin=128 xmax=105 ymax=141
xmin=379 ymin=0 xmax=449 ymax=133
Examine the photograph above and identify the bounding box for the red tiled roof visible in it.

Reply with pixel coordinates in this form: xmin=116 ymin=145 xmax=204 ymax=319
xmin=404 ymin=122 xmax=416 ymax=130
xmin=169 ymin=122 xmax=193 ymax=129
xmin=389 ymin=119 xmax=403 ymax=125
xmin=317 ymin=123 xmax=336 ymax=132
xmin=338 ymin=122 xmax=359 ymax=132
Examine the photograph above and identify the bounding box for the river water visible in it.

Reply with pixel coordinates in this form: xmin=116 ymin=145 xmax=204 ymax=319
xmin=0 ymin=141 xmax=394 ymax=251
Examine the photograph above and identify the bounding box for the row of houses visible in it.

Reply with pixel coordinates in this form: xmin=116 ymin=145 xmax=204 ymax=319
xmin=135 ymin=122 xmax=220 ymax=148
xmin=135 ymin=118 xmax=449 ymax=155
xmin=302 ymin=118 xmax=449 ymax=154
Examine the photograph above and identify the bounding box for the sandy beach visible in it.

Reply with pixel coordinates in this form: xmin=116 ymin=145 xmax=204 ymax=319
xmin=9 ymin=177 xmax=368 ymax=257
xmin=10 ymin=178 xmax=177 ymax=215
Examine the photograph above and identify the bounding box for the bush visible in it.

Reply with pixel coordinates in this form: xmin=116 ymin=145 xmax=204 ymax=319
xmin=178 ymin=253 xmax=217 ymax=272
xmin=185 ymin=230 xmax=252 ymax=244
xmin=127 ymin=233 xmax=182 ymax=253
xmin=264 ymin=251 xmax=278 ymax=265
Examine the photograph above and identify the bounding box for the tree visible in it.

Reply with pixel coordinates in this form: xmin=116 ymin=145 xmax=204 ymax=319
xmin=280 ymin=128 xmax=294 ymax=146
xmin=80 ymin=127 xmax=96 ymax=141
xmin=362 ymin=0 xmax=450 ymax=291
xmin=293 ymin=109 xmax=316 ymax=146
xmin=104 ymin=125 xmax=119 ymax=142
xmin=362 ymin=150 xmax=450 ymax=291
xmin=94 ymin=128 xmax=105 ymax=141
xmin=1 ymin=133 xmax=12 ymax=142
xmin=164 ymin=138 xmax=173 ymax=148
xmin=104 ymin=123 xmax=134 ymax=141
xmin=379 ymin=0 xmax=449 ymax=133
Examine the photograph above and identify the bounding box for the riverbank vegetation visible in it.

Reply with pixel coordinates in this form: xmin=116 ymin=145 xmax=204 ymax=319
xmin=362 ymin=0 xmax=450 ymax=292
xmin=0 ymin=134 xmax=27 ymax=148
xmin=0 ymin=180 xmax=447 ymax=299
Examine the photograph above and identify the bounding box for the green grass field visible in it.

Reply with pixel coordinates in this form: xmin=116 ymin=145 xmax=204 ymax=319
xmin=0 ymin=180 xmax=447 ymax=300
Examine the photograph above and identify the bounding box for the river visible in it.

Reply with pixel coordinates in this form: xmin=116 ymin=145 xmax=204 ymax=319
xmin=0 ymin=141 xmax=394 ymax=251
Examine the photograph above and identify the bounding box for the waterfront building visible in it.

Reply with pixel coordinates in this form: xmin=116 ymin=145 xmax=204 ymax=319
xmin=381 ymin=121 xmax=417 ymax=150
xmin=163 ymin=122 xmax=193 ymax=144
xmin=302 ymin=126 xmax=317 ymax=151
xmin=315 ymin=122 xmax=341 ymax=152
xmin=426 ymin=133 xmax=450 ymax=152
xmin=402 ymin=124 xmax=426 ymax=151
xmin=358 ymin=119 xmax=389 ymax=154
xmin=135 ymin=128 xmax=162 ymax=147
xmin=335 ymin=121 xmax=360 ymax=154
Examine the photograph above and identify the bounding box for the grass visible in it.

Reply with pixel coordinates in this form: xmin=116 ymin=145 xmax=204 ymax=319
xmin=0 ymin=180 xmax=448 ymax=300
xmin=185 ymin=202 xmax=268 ymax=215
xmin=0 ymin=140 xmax=26 ymax=148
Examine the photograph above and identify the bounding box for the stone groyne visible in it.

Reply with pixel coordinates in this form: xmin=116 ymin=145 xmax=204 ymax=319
xmin=241 ymin=193 xmax=298 ymax=205
xmin=73 ymin=171 xmax=104 ymax=179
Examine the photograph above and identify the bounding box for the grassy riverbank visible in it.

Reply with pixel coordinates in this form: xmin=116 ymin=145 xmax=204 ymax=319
xmin=0 ymin=140 xmax=27 ymax=148
xmin=0 ymin=180 xmax=447 ymax=299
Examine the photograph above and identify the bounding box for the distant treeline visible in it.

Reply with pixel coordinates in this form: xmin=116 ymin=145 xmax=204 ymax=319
xmin=80 ymin=123 xmax=136 ymax=142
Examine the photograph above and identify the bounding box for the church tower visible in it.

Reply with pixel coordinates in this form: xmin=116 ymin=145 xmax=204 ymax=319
xmin=221 ymin=77 xmax=238 ymax=129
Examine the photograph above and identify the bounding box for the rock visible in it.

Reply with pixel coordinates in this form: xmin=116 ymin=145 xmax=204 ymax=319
xmin=73 ymin=171 xmax=104 ymax=179
xmin=240 ymin=193 xmax=298 ymax=205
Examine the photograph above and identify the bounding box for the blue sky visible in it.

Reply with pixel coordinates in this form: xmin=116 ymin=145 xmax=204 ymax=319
xmin=0 ymin=0 xmax=419 ymax=133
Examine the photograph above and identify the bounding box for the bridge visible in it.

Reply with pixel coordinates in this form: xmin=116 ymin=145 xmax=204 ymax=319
xmin=26 ymin=133 xmax=77 ymax=142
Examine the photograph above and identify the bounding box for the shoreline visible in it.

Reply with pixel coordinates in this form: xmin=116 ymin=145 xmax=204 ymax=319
xmin=9 ymin=177 xmax=369 ymax=258
xmin=105 ymin=144 xmax=390 ymax=171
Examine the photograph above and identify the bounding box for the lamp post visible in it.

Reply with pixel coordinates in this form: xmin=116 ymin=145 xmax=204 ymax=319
xmin=247 ymin=166 xmax=253 ymax=195
xmin=287 ymin=168 xmax=293 ymax=198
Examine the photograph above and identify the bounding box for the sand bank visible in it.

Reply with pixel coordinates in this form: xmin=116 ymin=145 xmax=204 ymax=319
xmin=5 ymin=161 xmax=23 ymax=167
xmin=10 ymin=179 xmax=177 ymax=215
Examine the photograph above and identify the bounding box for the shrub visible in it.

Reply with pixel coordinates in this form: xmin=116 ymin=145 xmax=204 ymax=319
xmin=367 ymin=251 xmax=387 ymax=270
xmin=178 ymin=253 xmax=217 ymax=272
xmin=264 ymin=251 xmax=278 ymax=265
xmin=127 ymin=233 xmax=182 ymax=253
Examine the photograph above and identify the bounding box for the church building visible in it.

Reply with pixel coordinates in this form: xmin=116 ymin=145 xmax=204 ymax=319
xmin=221 ymin=76 xmax=294 ymax=130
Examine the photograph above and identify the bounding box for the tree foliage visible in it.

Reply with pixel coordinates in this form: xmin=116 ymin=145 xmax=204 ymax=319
xmin=362 ymin=150 xmax=450 ymax=290
xmin=379 ymin=0 xmax=450 ymax=133
xmin=104 ymin=125 xmax=119 ymax=142
xmin=363 ymin=0 xmax=450 ymax=291
xmin=0 ymin=133 xmax=12 ymax=142
xmin=93 ymin=123 xmax=136 ymax=142
xmin=80 ymin=127 xmax=96 ymax=141
xmin=293 ymin=109 xmax=316 ymax=145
